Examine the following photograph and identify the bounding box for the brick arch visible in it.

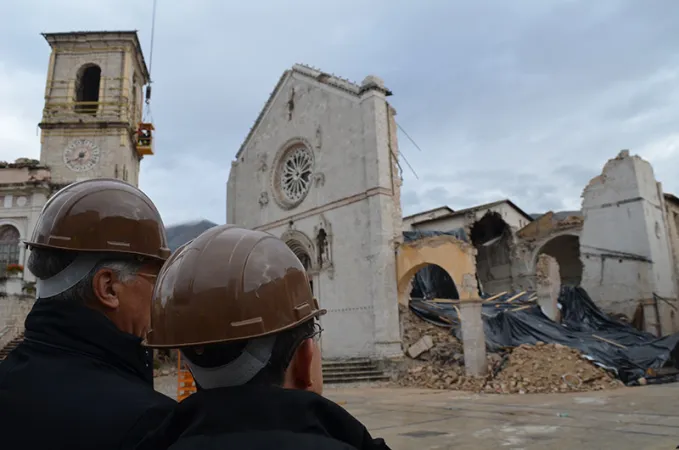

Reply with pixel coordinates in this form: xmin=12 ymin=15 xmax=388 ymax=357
xmin=531 ymin=231 xmax=583 ymax=286
xmin=396 ymin=235 xmax=478 ymax=305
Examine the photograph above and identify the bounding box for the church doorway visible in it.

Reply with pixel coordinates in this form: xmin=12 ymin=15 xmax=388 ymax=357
xmin=284 ymin=238 xmax=314 ymax=295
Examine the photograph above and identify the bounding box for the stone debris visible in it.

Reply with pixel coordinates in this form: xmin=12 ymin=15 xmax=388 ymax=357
xmin=400 ymin=304 xmax=464 ymax=364
xmin=398 ymin=306 xmax=624 ymax=393
xmin=407 ymin=335 xmax=434 ymax=359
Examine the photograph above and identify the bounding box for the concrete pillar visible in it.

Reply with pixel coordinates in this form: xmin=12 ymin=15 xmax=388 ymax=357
xmin=536 ymin=254 xmax=561 ymax=322
xmin=459 ymin=299 xmax=487 ymax=377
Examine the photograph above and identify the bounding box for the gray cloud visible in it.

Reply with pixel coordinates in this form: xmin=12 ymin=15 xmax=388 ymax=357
xmin=2 ymin=0 xmax=678 ymax=225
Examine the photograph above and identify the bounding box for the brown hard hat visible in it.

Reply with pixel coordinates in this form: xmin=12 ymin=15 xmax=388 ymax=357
xmin=145 ymin=224 xmax=326 ymax=348
xmin=25 ymin=178 xmax=170 ymax=261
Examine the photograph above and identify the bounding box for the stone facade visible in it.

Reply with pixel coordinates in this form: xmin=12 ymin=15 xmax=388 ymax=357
xmin=227 ymin=65 xmax=402 ymax=360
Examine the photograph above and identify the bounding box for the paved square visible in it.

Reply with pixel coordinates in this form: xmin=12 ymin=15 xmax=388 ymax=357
xmin=324 ymin=384 xmax=679 ymax=449
xmin=156 ymin=375 xmax=679 ymax=449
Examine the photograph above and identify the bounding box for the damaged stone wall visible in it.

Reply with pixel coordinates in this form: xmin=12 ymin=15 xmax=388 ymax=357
xmin=535 ymin=254 xmax=561 ymax=322
xmin=514 ymin=211 xmax=584 ymax=291
xmin=663 ymin=196 xmax=679 ymax=308
xmin=579 ymin=150 xmax=678 ymax=334
xmin=396 ymin=234 xmax=478 ymax=305
xmin=468 ymin=211 xmax=515 ymax=295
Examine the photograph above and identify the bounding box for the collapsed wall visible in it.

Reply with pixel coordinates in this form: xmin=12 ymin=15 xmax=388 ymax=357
xmin=579 ymin=150 xmax=678 ymax=335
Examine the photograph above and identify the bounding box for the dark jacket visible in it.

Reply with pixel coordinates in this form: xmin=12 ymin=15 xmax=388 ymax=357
xmin=133 ymin=385 xmax=391 ymax=450
xmin=0 ymin=298 xmax=176 ymax=450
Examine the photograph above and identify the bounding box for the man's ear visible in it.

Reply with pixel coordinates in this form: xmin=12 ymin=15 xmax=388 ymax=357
xmin=92 ymin=268 xmax=121 ymax=310
xmin=288 ymin=339 xmax=315 ymax=389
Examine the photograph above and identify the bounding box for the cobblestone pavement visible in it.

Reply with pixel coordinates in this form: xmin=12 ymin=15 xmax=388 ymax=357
xmin=155 ymin=375 xmax=679 ymax=449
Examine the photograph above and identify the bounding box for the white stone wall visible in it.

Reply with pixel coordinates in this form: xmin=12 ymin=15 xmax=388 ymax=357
xmin=580 ymin=151 xmax=678 ymax=323
xmin=227 ymin=67 xmax=402 ymax=360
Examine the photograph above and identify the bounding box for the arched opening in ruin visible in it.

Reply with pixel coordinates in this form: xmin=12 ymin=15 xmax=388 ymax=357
xmin=469 ymin=212 xmax=512 ymax=295
xmin=0 ymin=225 xmax=20 ymax=273
xmin=409 ymin=263 xmax=459 ymax=300
xmin=75 ymin=64 xmax=101 ymax=115
xmin=536 ymin=234 xmax=583 ymax=286
xmin=285 ymin=238 xmax=314 ymax=294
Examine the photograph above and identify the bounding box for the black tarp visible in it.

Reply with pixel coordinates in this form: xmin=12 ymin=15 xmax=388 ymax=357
xmin=409 ymin=265 xmax=460 ymax=300
xmin=410 ymin=287 xmax=679 ymax=385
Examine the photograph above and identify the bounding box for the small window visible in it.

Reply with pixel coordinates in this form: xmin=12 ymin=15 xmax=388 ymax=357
xmin=0 ymin=225 xmax=20 ymax=268
xmin=123 ymin=165 xmax=128 ymax=181
xmin=114 ymin=164 xmax=119 ymax=179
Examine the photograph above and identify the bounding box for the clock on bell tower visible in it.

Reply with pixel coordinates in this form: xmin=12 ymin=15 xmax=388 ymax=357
xmin=38 ymin=31 xmax=155 ymax=188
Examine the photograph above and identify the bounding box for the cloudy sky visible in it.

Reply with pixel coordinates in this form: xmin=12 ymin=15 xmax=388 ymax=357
xmin=1 ymin=0 xmax=678 ymax=225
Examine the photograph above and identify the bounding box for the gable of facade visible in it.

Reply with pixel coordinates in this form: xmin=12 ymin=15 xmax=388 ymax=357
xmin=227 ymin=64 xmax=395 ymax=230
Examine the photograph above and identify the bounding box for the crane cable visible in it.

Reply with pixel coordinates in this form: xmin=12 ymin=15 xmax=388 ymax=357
xmin=143 ymin=0 xmax=157 ymax=122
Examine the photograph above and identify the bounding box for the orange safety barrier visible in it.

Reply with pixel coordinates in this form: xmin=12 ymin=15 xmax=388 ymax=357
xmin=176 ymin=352 xmax=197 ymax=401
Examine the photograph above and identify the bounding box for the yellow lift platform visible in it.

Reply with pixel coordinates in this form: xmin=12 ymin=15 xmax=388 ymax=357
xmin=136 ymin=123 xmax=155 ymax=156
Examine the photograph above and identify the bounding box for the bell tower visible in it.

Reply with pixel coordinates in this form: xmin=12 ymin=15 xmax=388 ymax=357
xmin=38 ymin=31 xmax=155 ymax=188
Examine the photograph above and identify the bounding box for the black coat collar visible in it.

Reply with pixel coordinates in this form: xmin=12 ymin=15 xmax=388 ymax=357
xmin=23 ymin=298 xmax=153 ymax=384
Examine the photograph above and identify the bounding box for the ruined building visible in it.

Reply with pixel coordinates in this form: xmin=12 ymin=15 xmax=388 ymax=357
xmin=406 ymin=150 xmax=679 ymax=336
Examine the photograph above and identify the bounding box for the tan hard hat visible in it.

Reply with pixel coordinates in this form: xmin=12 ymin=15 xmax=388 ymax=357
xmin=145 ymin=224 xmax=326 ymax=348
xmin=25 ymin=178 xmax=170 ymax=261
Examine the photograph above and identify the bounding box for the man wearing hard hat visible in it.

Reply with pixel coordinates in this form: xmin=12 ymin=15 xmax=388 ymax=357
xmin=136 ymin=224 xmax=391 ymax=449
xmin=0 ymin=179 xmax=176 ymax=450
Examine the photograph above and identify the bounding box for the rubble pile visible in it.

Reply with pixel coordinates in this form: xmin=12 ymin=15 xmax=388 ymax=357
xmin=484 ymin=343 xmax=624 ymax=394
xmin=398 ymin=306 xmax=623 ymax=393
xmin=400 ymin=304 xmax=462 ymax=363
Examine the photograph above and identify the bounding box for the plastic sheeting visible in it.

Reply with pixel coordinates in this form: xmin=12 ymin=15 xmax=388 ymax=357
xmin=409 ymin=264 xmax=460 ymax=300
xmin=409 ymin=287 xmax=679 ymax=385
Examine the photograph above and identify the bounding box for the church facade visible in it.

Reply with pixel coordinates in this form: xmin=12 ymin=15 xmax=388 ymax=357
xmin=227 ymin=65 xmax=403 ymax=360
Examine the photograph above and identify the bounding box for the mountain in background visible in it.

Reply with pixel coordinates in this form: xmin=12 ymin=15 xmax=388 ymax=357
xmin=165 ymin=219 xmax=219 ymax=252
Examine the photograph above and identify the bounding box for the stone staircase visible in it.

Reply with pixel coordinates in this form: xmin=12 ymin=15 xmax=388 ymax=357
xmin=0 ymin=332 xmax=24 ymax=361
xmin=322 ymin=358 xmax=390 ymax=384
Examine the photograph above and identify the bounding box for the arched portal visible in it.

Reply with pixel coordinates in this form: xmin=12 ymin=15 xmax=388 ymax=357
xmin=470 ymin=211 xmax=512 ymax=295
xmin=284 ymin=236 xmax=314 ymax=295
xmin=536 ymin=234 xmax=583 ymax=286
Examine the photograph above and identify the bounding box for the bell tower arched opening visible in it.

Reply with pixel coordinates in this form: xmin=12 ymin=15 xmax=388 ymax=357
xmin=75 ymin=64 xmax=101 ymax=115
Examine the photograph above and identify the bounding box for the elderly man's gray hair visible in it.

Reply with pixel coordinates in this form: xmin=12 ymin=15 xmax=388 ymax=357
xmin=27 ymin=247 xmax=144 ymax=303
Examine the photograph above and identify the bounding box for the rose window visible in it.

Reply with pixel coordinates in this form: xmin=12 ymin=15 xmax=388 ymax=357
xmin=276 ymin=145 xmax=313 ymax=207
